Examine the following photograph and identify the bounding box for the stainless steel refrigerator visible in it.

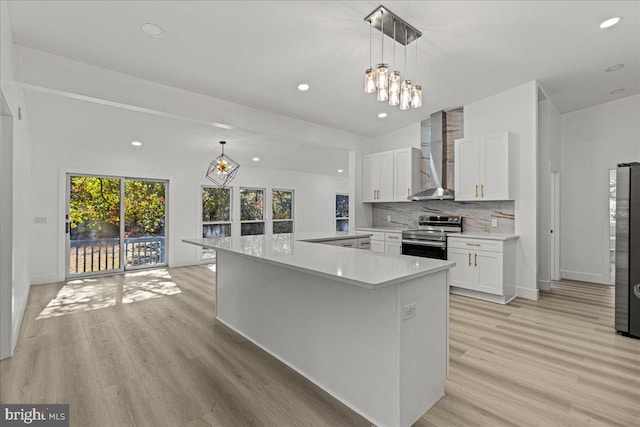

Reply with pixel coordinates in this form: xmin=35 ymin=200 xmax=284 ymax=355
xmin=615 ymin=162 xmax=640 ymax=339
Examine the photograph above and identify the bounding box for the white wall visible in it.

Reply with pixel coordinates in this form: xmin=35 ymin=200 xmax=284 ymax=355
xmin=30 ymin=142 xmax=349 ymax=284
xmin=464 ymin=81 xmax=539 ymax=300
xmin=537 ymin=87 xmax=561 ymax=290
xmin=560 ymin=94 xmax=640 ymax=284
xmin=0 ymin=0 xmax=32 ymax=358
xmin=371 ymin=122 xmax=420 ymax=153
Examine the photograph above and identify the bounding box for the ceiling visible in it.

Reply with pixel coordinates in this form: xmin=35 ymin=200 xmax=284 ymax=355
xmin=6 ymin=1 xmax=640 ymax=138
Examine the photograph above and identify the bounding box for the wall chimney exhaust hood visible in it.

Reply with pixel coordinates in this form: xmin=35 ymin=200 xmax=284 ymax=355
xmin=408 ymin=110 xmax=455 ymax=200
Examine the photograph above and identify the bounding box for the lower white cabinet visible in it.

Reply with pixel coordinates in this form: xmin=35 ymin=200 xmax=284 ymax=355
xmin=447 ymin=236 xmax=516 ymax=304
xmin=355 ymin=229 xmax=403 ymax=254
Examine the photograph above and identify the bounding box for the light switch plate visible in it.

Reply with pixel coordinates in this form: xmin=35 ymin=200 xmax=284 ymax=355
xmin=34 ymin=217 xmax=47 ymax=224
xmin=491 ymin=218 xmax=498 ymax=227
xmin=403 ymin=302 xmax=416 ymax=320
xmin=386 ymin=215 xmax=391 ymax=222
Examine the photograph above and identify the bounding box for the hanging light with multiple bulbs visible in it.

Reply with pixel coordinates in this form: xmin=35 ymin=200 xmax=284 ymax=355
xmin=363 ymin=5 xmax=422 ymax=112
xmin=206 ymin=141 xmax=240 ymax=188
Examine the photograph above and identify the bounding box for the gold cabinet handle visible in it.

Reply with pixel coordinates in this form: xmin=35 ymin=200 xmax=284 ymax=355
xmin=344 ymin=244 xmax=354 ymax=248
xmin=466 ymin=243 xmax=481 ymax=247
xmin=373 ymin=190 xmax=376 ymax=200
xmin=468 ymin=253 xmax=471 ymax=266
xmin=481 ymin=184 xmax=484 ymax=197
xmin=475 ymin=184 xmax=478 ymax=198
xmin=408 ymin=187 xmax=410 ymax=197
xmin=474 ymin=253 xmax=477 ymax=267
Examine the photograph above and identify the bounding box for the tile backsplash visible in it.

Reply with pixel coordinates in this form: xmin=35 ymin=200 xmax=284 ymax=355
xmin=372 ymin=200 xmax=515 ymax=234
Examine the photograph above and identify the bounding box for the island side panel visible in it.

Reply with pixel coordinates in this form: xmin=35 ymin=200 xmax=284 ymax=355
xmin=397 ymin=270 xmax=449 ymax=427
xmin=215 ymin=250 xmax=401 ymax=427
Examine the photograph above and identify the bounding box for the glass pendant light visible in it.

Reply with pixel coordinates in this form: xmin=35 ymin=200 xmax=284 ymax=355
xmin=399 ymin=26 xmax=411 ymax=110
xmin=388 ymin=19 xmax=400 ymax=106
xmin=364 ymin=20 xmax=375 ymax=93
xmin=411 ymin=36 xmax=422 ymax=108
xmin=376 ymin=10 xmax=388 ymax=99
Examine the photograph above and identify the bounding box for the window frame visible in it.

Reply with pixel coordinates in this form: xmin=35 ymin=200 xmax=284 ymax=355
xmin=335 ymin=193 xmax=350 ymax=232
xmin=272 ymin=188 xmax=295 ymax=234
xmin=240 ymin=187 xmax=266 ymax=236
xmin=201 ymin=186 xmax=233 ymax=259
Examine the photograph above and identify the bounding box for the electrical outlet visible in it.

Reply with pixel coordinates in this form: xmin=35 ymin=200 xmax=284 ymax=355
xmin=386 ymin=215 xmax=391 ymax=222
xmin=491 ymin=218 xmax=498 ymax=227
xmin=403 ymin=302 xmax=416 ymax=320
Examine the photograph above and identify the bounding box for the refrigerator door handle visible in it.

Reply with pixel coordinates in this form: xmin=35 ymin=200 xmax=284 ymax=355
xmin=634 ymin=284 xmax=640 ymax=299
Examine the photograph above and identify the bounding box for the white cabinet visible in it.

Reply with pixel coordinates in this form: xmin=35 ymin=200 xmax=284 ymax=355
xmin=363 ymin=151 xmax=394 ymax=202
xmin=363 ymin=148 xmax=420 ymax=203
xmin=454 ymin=131 xmax=515 ymax=201
xmin=355 ymin=229 xmax=403 ymax=254
xmin=447 ymin=236 xmax=517 ymax=304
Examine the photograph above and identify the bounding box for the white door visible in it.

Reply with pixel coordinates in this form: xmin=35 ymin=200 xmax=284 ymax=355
xmin=378 ymin=151 xmax=394 ymax=202
xmin=455 ymin=138 xmax=480 ymax=201
xmin=474 ymin=250 xmax=502 ymax=295
xmin=385 ymin=241 xmax=402 ymax=255
xmin=394 ymin=148 xmax=411 ymax=201
xmin=551 ymin=171 xmax=561 ymax=281
xmin=363 ymin=154 xmax=379 ymax=202
xmin=448 ymin=249 xmax=474 ymax=289
xmin=482 ymin=133 xmax=509 ymax=200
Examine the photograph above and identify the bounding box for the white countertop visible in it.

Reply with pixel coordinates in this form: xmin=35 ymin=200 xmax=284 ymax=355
xmin=449 ymin=232 xmax=519 ymax=241
xmin=354 ymin=226 xmax=406 ymax=233
xmin=295 ymin=231 xmax=372 ymax=242
xmin=183 ymin=233 xmax=454 ymax=290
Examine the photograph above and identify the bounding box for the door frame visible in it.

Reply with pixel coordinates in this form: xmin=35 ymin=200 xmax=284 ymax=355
xmin=58 ymin=168 xmax=174 ymax=282
xmin=550 ymin=171 xmax=561 ymax=281
xmin=0 ymin=90 xmax=13 ymax=359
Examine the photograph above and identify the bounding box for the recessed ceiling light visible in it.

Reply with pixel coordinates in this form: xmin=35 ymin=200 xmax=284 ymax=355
xmin=609 ymin=88 xmax=625 ymax=95
xmin=378 ymin=112 xmax=388 ymax=118
xmin=142 ymin=23 xmax=165 ymax=37
xmin=337 ymin=169 xmax=344 ymax=173
xmin=600 ymin=17 xmax=620 ymax=29
xmin=297 ymin=83 xmax=310 ymax=91
xmin=606 ymin=64 xmax=625 ymax=72
xmin=252 ymin=157 xmax=260 ymax=162
xmin=131 ymin=141 xmax=142 ymax=146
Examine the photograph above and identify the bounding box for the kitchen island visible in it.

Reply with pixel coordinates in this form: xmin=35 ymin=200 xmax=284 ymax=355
xmin=183 ymin=233 xmax=455 ymax=427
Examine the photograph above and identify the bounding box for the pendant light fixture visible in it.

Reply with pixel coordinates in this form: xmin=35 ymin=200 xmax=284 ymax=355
xmin=411 ymin=35 xmax=422 ymax=108
xmin=375 ymin=9 xmax=388 ymax=102
xmin=364 ymin=21 xmax=376 ymax=93
xmin=206 ymin=141 xmax=240 ymax=188
xmin=388 ymin=19 xmax=400 ymax=106
xmin=363 ymin=5 xmax=422 ymax=112
xmin=399 ymin=26 xmax=412 ymax=110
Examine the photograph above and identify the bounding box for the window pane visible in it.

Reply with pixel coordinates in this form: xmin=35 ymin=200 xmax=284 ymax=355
xmin=203 ymin=187 xmax=231 ymax=222
xmin=273 ymin=190 xmax=293 ymax=220
xmin=273 ymin=221 xmax=293 ymax=234
xmin=336 ymin=219 xmax=349 ymax=232
xmin=336 ymin=194 xmax=349 ymax=218
xmin=241 ymin=188 xmax=264 ymax=221
xmin=241 ymin=222 xmax=265 ymax=236
xmin=203 ymin=224 xmax=231 ymax=238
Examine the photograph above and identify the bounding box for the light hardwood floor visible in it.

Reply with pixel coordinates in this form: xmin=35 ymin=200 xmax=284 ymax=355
xmin=1 ymin=267 xmax=639 ymax=426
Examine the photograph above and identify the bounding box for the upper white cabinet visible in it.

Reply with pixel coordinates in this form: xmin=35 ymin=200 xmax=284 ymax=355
xmin=454 ymin=131 xmax=515 ymax=201
xmin=363 ymin=148 xmax=421 ymax=203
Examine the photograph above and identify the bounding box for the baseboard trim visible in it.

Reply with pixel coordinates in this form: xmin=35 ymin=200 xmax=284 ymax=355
xmin=516 ymin=287 xmax=539 ymax=301
xmin=537 ymin=279 xmax=551 ymax=291
xmin=31 ymin=274 xmax=62 ymax=285
xmin=10 ymin=283 xmax=30 ymax=357
xmin=560 ymin=270 xmax=607 ymax=284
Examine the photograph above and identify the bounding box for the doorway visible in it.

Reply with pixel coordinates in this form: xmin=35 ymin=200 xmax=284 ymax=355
xmin=66 ymin=174 xmax=168 ymax=278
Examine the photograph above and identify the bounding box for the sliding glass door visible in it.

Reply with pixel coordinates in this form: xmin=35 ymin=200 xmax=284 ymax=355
xmin=66 ymin=174 xmax=167 ymax=277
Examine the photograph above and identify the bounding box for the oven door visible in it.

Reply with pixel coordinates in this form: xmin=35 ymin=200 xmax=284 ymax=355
xmin=401 ymin=239 xmax=447 ymax=260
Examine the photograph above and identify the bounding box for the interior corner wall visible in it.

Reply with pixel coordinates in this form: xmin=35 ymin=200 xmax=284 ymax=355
xmin=371 ymin=122 xmax=421 ymax=153
xmin=1 ymin=0 xmax=33 ymax=358
xmin=536 ymin=89 xmax=561 ymax=290
xmin=463 ymin=81 xmax=539 ymax=300
xmin=560 ymin=94 xmax=640 ymax=284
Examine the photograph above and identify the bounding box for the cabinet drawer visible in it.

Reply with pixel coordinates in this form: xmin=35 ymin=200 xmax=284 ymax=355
xmin=448 ymin=238 xmax=503 ymax=252
xmin=385 ymin=232 xmax=402 ymax=242
xmin=354 ymin=229 xmax=384 ymax=241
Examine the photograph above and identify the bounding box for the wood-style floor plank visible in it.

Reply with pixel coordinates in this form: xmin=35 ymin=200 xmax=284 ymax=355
xmin=1 ymin=269 xmax=639 ymax=426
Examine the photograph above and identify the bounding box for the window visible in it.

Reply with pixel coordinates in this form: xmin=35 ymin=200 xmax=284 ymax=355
xmin=272 ymin=189 xmax=294 ymax=234
xmin=202 ymin=186 xmax=232 ymax=259
xmin=336 ymin=193 xmax=349 ymax=232
xmin=240 ymin=187 xmax=265 ymax=235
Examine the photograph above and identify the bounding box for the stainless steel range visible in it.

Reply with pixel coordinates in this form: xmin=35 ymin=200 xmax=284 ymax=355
xmin=402 ymin=215 xmax=462 ymax=259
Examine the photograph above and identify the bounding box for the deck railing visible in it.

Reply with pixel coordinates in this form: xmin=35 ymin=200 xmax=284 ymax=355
xmin=69 ymin=236 xmax=165 ymax=275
